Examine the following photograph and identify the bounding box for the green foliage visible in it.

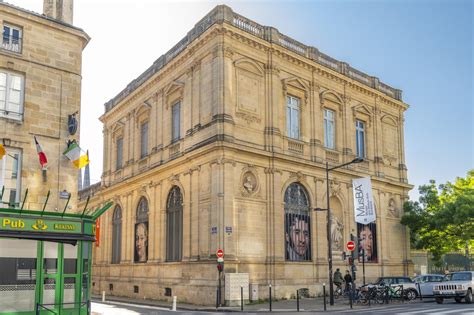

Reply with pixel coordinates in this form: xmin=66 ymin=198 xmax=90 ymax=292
xmin=401 ymin=170 xmax=474 ymax=265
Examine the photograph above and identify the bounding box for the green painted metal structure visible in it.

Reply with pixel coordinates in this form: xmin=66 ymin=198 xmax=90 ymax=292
xmin=0 ymin=199 xmax=112 ymax=315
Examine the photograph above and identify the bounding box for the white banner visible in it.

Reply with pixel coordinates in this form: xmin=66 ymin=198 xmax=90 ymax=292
xmin=352 ymin=177 xmax=376 ymax=224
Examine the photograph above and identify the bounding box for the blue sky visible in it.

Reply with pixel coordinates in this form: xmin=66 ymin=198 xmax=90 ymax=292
xmin=9 ymin=0 xmax=473 ymax=200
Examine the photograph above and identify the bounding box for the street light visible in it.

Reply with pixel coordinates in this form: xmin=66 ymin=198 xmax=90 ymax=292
xmin=323 ymin=157 xmax=364 ymax=306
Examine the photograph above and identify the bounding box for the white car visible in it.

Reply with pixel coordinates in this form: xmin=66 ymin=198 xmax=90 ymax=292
xmin=413 ymin=274 xmax=445 ymax=297
xmin=433 ymin=271 xmax=474 ymax=304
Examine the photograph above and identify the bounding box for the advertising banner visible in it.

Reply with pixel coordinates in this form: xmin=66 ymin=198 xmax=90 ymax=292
xmin=352 ymin=177 xmax=376 ymax=224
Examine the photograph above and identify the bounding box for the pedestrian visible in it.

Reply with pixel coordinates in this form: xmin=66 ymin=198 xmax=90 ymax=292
xmin=344 ymin=270 xmax=353 ymax=292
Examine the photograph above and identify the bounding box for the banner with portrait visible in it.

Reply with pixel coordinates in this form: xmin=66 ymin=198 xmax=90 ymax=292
xmin=352 ymin=177 xmax=376 ymax=224
xmin=285 ymin=213 xmax=311 ymax=261
xmin=134 ymin=222 xmax=148 ymax=263
xmin=357 ymin=222 xmax=377 ymax=263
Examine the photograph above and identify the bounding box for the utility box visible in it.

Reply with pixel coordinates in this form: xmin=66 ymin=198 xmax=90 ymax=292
xmin=225 ymin=273 xmax=249 ymax=306
xmin=250 ymin=283 xmax=259 ymax=301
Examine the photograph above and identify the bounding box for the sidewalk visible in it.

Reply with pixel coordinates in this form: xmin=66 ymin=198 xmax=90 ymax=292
xmin=92 ymin=293 xmax=427 ymax=312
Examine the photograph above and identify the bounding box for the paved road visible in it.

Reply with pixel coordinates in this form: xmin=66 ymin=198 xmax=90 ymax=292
xmin=92 ymin=300 xmax=473 ymax=315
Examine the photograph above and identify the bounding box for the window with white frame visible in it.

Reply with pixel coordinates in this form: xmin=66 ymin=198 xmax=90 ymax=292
xmin=286 ymin=96 xmax=300 ymax=139
xmin=0 ymin=70 xmax=24 ymax=121
xmin=140 ymin=122 xmax=148 ymax=158
xmin=0 ymin=147 xmax=22 ymax=207
xmin=356 ymin=120 xmax=366 ymax=158
xmin=116 ymin=137 xmax=123 ymax=170
xmin=324 ymin=109 xmax=335 ymax=149
xmin=172 ymin=101 xmax=181 ymax=142
xmin=2 ymin=24 xmax=22 ymax=53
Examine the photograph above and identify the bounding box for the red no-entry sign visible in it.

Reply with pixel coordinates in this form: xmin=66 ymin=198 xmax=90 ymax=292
xmin=216 ymin=249 xmax=224 ymax=258
xmin=346 ymin=241 xmax=355 ymax=251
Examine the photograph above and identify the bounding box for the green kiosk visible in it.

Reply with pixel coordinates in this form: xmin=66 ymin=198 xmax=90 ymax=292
xmin=0 ymin=190 xmax=111 ymax=315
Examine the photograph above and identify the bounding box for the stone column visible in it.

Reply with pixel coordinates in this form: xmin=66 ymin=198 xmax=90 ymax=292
xmin=223 ymin=160 xmax=236 ymax=260
xmin=264 ymin=57 xmax=282 ymax=153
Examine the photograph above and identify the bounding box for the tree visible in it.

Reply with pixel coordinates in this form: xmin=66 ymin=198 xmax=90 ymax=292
xmin=401 ymin=170 xmax=474 ymax=267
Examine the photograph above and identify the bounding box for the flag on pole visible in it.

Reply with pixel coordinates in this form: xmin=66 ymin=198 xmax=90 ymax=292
xmin=0 ymin=144 xmax=6 ymax=159
xmin=63 ymin=141 xmax=89 ymax=169
xmin=34 ymin=136 xmax=48 ymax=169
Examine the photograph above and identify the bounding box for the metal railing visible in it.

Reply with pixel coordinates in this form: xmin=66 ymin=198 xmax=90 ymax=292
xmin=1 ymin=37 xmax=22 ymax=53
xmin=36 ymin=300 xmax=90 ymax=315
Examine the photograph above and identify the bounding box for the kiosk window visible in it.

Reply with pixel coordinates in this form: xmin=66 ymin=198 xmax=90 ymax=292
xmin=63 ymin=243 xmax=78 ymax=274
xmin=0 ymin=238 xmax=37 ymax=312
xmin=43 ymin=241 xmax=58 ymax=274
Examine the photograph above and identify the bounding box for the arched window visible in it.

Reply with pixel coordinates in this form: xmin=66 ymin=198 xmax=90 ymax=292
xmin=166 ymin=186 xmax=183 ymax=262
xmin=134 ymin=197 xmax=149 ymax=263
xmin=284 ymin=182 xmax=311 ymax=261
xmin=111 ymin=206 xmax=122 ymax=264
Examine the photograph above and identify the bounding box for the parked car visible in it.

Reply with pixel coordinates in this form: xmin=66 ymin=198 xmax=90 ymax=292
xmin=413 ymin=274 xmax=445 ymax=297
xmin=372 ymin=276 xmax=418 ymax=300
xmin=433 ymin=271 xmax=474 ymax=304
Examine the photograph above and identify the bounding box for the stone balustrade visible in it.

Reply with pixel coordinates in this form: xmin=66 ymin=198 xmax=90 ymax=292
xmin=105 ymin=5 xmax=402 ymax=112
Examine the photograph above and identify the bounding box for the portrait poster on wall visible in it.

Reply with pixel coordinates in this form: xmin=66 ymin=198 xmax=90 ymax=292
xmin=357 ymin=222 xmax=377 ymax=263
xmin=285 ymin=213 xmax=311 ymax=261
xmin=134 ymin=222 xmax=148 ymax=263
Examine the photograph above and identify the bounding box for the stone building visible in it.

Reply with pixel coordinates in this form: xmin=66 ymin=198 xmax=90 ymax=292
xmin=81 ymin=5 xmax=412 ymax=304
xmin=0 ymin=0 xmax=89 ymax=211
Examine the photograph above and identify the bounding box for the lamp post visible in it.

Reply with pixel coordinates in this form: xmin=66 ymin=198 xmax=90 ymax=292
xmin=321 ymin=157 xmax=364 ymax=306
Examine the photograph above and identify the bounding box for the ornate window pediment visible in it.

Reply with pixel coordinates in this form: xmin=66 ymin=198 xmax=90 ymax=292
xmin=381 ymin=114 xmax=399 ymax=126
xmin=320 ymin=89 xmax=343 ymax=114
xmin=234 ymin=58 xmax=264 ymax=76
xmin=164 ymin=80 xmax=185 ymax=109
xmin=352 ymin=103 xmax=374 ymax=126
xmin=282 ymin=77 xmax=309 ymax=105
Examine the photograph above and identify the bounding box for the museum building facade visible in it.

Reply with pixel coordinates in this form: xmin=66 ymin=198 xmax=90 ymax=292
xmin=79 ymin=5 xmax=413 ymax=304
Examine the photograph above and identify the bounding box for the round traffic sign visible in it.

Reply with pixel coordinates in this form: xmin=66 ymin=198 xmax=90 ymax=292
xmin=346 ymin=241 xmax=355 ymax=251
xmin=216 ymin=249 xmax=224 ymax=258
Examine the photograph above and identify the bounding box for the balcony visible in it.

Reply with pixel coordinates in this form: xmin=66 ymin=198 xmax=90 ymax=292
xmin=1 ymin=37 xmax=22 ymax=53
xmin=287 ymin=138 xmax=304 ymax=154
xmin=325 ymin=149 xmax=340 ymax=164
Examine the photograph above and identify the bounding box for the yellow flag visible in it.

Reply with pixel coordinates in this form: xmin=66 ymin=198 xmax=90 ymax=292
xmin=72 ymin=152 xmax=89 ymax=169
xmin=0 ymin=144 xmax=5 ymax=159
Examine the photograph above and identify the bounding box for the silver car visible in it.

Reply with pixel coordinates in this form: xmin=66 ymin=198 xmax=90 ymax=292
xmin=414 ymin=274 xmax=445 ymax=297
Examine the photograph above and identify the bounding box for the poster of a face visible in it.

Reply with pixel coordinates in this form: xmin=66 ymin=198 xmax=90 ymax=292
xmin=357 ymin=222 xmax=377 ymax=263
xmin=285 ymin=213 xmax=311 ymax=261
xmin=134 ymin=222 xmax=148 ymax=263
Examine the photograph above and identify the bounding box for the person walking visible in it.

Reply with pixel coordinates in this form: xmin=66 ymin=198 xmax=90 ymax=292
xmin=344 ymin=270 xmax=353 ymax=293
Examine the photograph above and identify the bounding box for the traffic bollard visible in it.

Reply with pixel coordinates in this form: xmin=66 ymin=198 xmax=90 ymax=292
xmin=296 ymin=289 xmax=300 ymax=312
xmin=323 ymin=283 xmax=327 ymax=311
xmin=385 ymin=286 xmax=389 ymax=304
xmin=241 ymin=286 xmax=243 ymax=311
xmin=172 ymin=296 xmax=177 ymax=311
xmin=349 ymin=284 xmax=353 ymax=309
xmin=401 ymin=285 xmax=404 ymax=303
xmin=417 ymin=282 xmax=423 ymax=301
xmin=102 ymin=290 xmax=105 ymax=302
xmin=269 ymin=284 xmax=272 ymax=312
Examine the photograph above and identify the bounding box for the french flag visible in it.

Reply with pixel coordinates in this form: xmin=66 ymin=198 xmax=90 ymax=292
xmin=34 ymin=136 xmax=48 ymax=169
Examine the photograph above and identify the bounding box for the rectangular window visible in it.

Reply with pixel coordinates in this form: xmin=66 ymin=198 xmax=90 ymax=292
xmin=0 ymin=239 xmax=37 ymax=312
xmin=0 ymin=70 xmax=24 ymax=121
xmin=324 ymin=109 xmax=335 ymax=149
xmin=140 ymin=123 xmax=148 ymax=158
xmin=172 ymin=102 xmax=181 ymax=142
xmin=356 ymin=120 xmax=366 ymax=158
xmin=0 ymin=148 xmax=21 ymax=207
xmin=286 ymin=96 xmax=300 ymax=139
xmin=116 ymin=138 xmax=123 ymax=170
xmin=2 ymin=24 xmax=22 ymax=53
